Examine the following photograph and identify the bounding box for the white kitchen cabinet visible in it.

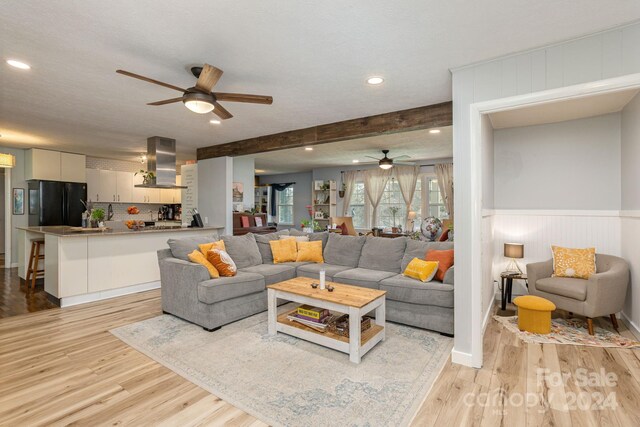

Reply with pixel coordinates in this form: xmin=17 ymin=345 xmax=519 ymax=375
xmin=25 ymin=149 xmax=62 ymax=181
xmin=86 ymin=169 xmax=101 ymax=202
xmin=60 ymin=153 xmax=86 ymax=182
xmin=147 ymin=187 xmax=161 ymax=204
xmin=160 ymin=188 xmax=173 ymax=204
xmin=132 ymin=173 xmax=146 ymax=203
xmin=116 ymin=171 xmax=133 ymax=203
xmin=99 ymin=170 xmax=118 ymax=203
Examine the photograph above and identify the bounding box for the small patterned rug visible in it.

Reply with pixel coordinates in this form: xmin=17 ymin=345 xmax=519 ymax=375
xmin=111 ymin=309 xmax=452 ymax=427
xmin=494 ymin=315 xmax=640 ymax=348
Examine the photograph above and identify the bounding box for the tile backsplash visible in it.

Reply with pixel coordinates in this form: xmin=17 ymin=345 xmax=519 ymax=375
xmin=86 ymin=156 xmax=147 ymax=173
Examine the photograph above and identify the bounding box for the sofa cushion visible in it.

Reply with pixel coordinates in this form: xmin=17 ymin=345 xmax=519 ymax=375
xmin=221 ymin=233 xmax=262 ymax=269
xmin=290 ymin=229 xmax=329 ymax=249
xmin=380 ymin=274 xmax=454 ymax=308
xmin=167 ymin=234 xmax=219 ymax=261
xmin=323 ymin=233 xmax=366 ymax=268
xmin=239 ymin=264 xmax=297 ymax=286
xmin=198 ymin=271 xmax=265 ymax=304
xmin=253 ymin=230 xmax=290 ymax=264
xmin=296 ymin=263 xmax=353 ymax=281
xmin=333 ymin=268 xmax=396 ymax=289
xmin=358 ymin=236 xmax=406 ymax=273
xmin=401 ymin=240 xmax=454 ymax=272
xmin=536 ymin=277 xmax=587 ymax=301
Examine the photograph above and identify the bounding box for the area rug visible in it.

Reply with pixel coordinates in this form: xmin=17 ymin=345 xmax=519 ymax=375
xmin=110 ymin=310 xmax=452 ymax=427
xmin=494 ymin=315 xmax=640 ymax=348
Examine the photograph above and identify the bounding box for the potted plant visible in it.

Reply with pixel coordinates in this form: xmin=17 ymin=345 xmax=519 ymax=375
xmin=300 ymin=219 xmax=314 ymax=233
xmin=135 ymin=169 xmax=156 ymax=185
xmin=387 ymin=206 xmax=400 ymax=229
xmin=91 ymin=208 xmax=105 ymax=228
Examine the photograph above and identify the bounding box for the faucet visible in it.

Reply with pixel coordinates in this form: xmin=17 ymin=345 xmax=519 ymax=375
xmin=107 ymin=204 xmax=114 ymax=221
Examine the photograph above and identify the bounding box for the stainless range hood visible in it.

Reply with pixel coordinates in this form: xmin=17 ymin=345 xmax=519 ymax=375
xmin=135 ymin=136 xmax=188 ymax=189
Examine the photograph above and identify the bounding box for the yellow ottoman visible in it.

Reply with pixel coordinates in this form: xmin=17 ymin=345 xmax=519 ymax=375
xmin=513 ymin=295 xmax=556 ymax=334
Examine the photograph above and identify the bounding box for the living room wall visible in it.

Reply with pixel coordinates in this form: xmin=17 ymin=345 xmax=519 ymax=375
xmin=0 ymin=146 xmax=28 ymax=266
xmin=621 ymin=92 xmax=640 ymax=334
xmin=258 ymin=172 xmax=312 ymax=229
xmin=232 ymin=157 xmax=255 ymax=211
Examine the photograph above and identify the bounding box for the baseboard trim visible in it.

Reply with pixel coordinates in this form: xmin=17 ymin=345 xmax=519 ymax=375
xmin=620 ymin=312 xmax=640 ymax=341
xmin=60 ymin=281 xmax=161 ymax=308
xmin=451 ymin=349 xmax=477 ymax=367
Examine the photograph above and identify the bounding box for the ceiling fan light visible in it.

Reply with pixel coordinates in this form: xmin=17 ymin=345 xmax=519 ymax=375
xmin=379 ymin=158 xmax=393 ymax=169
xmin=183 ymin=92 xmax=215 ymax=114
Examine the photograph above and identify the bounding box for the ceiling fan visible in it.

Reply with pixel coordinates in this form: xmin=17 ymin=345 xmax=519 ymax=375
xmin=116 ymin=64 xmax=273 ymax=120
xmin=365 ymin=150 xmax=412 ymax=169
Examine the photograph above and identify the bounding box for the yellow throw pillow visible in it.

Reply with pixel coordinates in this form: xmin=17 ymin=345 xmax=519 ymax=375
xmin=552 ymin=246 xmax=596 ymax=279
xmin=296 ymin=240 xmax=324 ymax=263
xmin=403 ymin=258 xmax=439 ymax=282
xmin=188 ymin=250 xmax=220 ymax=278
xmin=206 ymin=249 xmax=237 ymax=277
xmin=269 ymin=238 xmax=298 ymax=263
xmin=199 ymin=240 xmax=226 ymax=256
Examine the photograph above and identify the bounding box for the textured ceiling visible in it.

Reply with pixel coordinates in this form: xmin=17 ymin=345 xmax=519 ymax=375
xmin=249 ymin=127 xmax=453 ymax=175
xmin=1 ymin=1 xmax=639 ymax=162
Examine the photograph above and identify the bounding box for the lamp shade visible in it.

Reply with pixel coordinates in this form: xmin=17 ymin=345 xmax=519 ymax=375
xmin=0 ymin=153 xmax=16 ymax=168
xmin=407 ymin=211 xmax=417 ymax=220
xmin=504 ymin=243 xmax=524 ymax=259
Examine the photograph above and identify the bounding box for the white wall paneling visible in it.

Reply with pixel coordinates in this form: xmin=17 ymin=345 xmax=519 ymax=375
xmin=198 ymin=157 xmax=233 ymax=234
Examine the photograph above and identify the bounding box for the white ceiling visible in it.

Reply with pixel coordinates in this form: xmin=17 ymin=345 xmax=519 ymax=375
xmin=1 ymin=1 xmax=639 ymax=162
xmin=249 ymin=126 xmax=453 ymax=175
xmin=489 ymin=88 xmax=639 ymax=129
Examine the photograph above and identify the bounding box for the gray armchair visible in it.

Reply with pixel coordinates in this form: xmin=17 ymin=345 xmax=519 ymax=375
xmin=526 ymin=254 xmax=629 ymax=335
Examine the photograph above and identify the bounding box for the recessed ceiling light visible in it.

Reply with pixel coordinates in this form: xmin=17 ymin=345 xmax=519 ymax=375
xmin=6 ymin=59 xmax=30 ymax=70
xmin=305 ymin=147 xmax=313 ymax=151
xmin=366 ymin=76 xmax=384 ymax=85
xmin=352 ymin=159 xmax=359 ymax=163
xmin=429 ymin=129 xmax=441 ymax=134
xmin=209 ymin=119 xmax=221 ymax=125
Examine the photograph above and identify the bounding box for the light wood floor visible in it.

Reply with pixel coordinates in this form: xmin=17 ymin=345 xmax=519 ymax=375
xmin=1 ymin=291 xmax=640 ymax=426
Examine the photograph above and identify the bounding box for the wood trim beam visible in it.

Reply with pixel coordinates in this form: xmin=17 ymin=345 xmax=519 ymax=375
xmin=196 ymin=101 xmax=452 ymax=160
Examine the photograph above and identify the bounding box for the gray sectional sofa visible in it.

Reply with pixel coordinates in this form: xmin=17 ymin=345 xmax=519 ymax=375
xmin=158 ymin=230 xmax=454 ymax=335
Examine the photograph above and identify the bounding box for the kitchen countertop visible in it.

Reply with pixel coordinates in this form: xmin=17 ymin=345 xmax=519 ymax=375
xmin=17 ymin=225 xmax=223 ymax=237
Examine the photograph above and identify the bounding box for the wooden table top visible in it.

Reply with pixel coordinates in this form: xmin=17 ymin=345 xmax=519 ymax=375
xmin=267 ymin=277 xmax=386 ymax=308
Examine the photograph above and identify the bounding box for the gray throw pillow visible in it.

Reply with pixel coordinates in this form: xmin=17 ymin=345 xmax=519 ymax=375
xmin=323 ymin=233 xmax=366 ymax=267
xmin=221 ymin=233 xmax=263 ymax=268
xmin=167 ymin=234 xmax=219 ymax=261
xmin=358 ymin=236 xmax=407 ymax=273
xmin=401 ymin=240 xmax=454 ymax=272
xmin=254 ymin=230 xmax=290 ymax=264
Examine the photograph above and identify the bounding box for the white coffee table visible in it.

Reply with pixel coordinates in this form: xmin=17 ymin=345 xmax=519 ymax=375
xmin=267 ymin=277 xmax=386 ymax=363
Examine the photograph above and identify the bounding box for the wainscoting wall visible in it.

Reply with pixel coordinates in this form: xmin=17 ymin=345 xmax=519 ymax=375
xmin=488 ymin=210 xmax=622 ymax=298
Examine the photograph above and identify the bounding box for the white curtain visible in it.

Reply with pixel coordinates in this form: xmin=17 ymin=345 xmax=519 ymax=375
xmin=341 ymin=170 xmax=359 ymax=216
xmin=435 ymin=163 xmax=454 ymax=220
xmin=363 ymin=168 xmax=392 ymax=227
xmin=394 ymin=165 xmax=420 ymax=224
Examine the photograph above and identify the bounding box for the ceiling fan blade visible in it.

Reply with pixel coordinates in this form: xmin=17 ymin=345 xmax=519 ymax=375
xmin=364 ymin=156 xmax=381 ymax=161
xmin=212 ymin=102 xmax=233 ymax=120
xmin=214 ymin=92 xmax=273 ymax=105
xmin=195 ymin=64 xmax=223 ymax=93
xmin=116 ymin=69 xmax=186 ymax=92
xmin=391 ymin=155 xmax=411 ymax=160
xmin=146 ymin=97 xmax=184 ymax=106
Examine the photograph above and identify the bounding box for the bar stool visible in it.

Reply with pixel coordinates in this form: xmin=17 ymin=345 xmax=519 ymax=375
xmin=26 ymin=239 xmax=45 ymax=290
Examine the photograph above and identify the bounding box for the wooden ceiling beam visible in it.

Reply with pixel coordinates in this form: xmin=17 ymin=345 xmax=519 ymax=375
xmin=196 ymin=101 xmax=452 ymax=160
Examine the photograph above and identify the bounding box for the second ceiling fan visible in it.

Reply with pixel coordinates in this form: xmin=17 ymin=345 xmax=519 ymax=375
xmin=116 ymin=63 xmax=273 ymax=120
xmin=365 ymin=150 xmax=413 ymax=169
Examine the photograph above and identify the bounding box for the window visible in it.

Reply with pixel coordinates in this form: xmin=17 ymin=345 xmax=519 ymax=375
xmin=377 ymin=178 xmax=421 ymax=229
xmin=348 ymin=182 xmax=367 ymax=229
xmin=426 ymin=177 xmax=448 ymax=220
xmin=277 ymin=187 xmax=294 ymax=224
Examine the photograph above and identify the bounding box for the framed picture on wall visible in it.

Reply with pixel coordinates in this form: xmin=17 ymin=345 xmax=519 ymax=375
xmin=13 ymin=188 xmax=24 ymax=215
xmin=232 ymin=182 xmax=244 ymax=202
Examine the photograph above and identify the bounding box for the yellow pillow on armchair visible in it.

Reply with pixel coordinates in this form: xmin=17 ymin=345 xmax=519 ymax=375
xmin=403 ymin=258 xmax=439 ymax=282
xmin=551 ymin=245 xmax=596 ymax=279
xmin=269 ymin=238 xmax=298 ymax=263
xmin=296 ymin=240 xmax=324 ymax=263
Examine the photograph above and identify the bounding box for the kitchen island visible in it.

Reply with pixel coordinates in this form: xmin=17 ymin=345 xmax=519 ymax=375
xmin=17 ymin=225 xmax=223 ymax=307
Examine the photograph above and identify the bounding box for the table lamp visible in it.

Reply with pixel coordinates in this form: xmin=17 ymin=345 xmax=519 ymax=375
xmin=407 ymin=211 xmax=416 ymax=231
xmin=504 ymin=243 xmax=524 ymax=274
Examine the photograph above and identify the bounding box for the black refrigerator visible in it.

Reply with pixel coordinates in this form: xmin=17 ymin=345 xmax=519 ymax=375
xmin=28 ymin=181 xmax=87 ymax=226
